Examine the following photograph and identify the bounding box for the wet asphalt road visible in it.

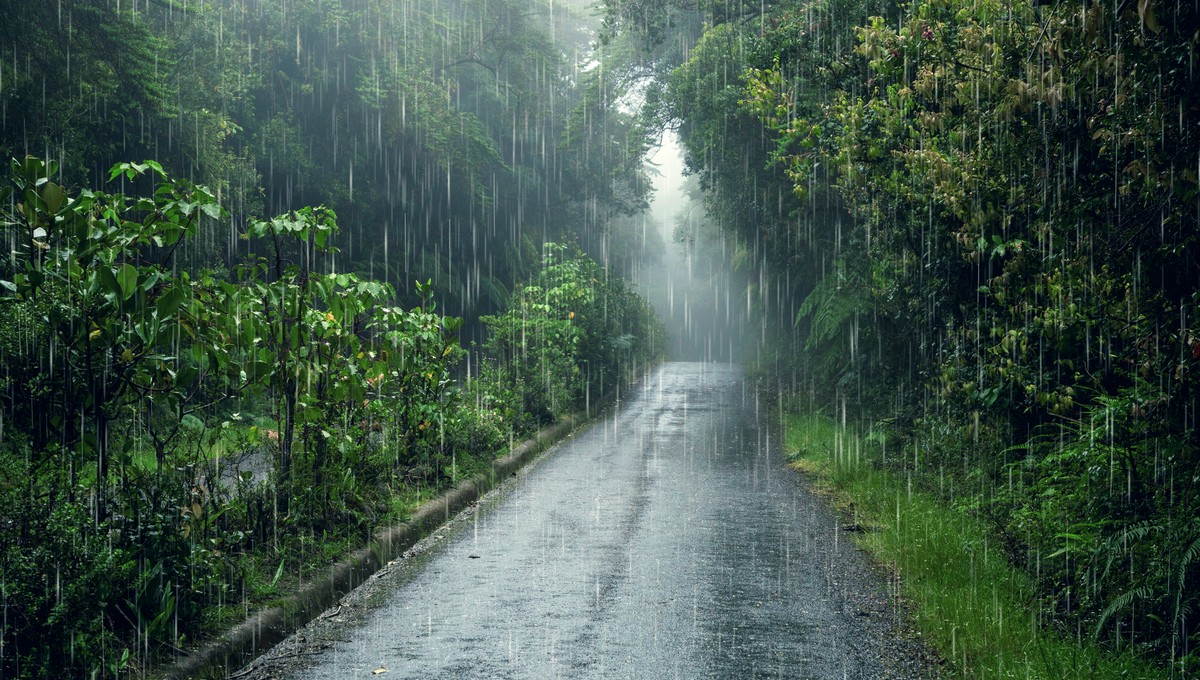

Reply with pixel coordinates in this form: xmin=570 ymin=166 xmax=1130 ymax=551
xmin=243 ymin=362 xmax=933 ymax=679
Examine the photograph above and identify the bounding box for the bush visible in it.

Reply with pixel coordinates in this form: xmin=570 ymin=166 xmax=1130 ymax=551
xmin=478 ymin=243 xmax=664 ymax=431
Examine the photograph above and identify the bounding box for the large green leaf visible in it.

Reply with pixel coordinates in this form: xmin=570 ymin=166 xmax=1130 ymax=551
xmin=155 ymin=285 xmax=187 ymax=319
xmin=117 ymin=263 xmax=138 ymax=300
xmin=98 ymin=266 xmax=122 ymax=298
xmin=40 ymin=182 xmax=65 ymax=214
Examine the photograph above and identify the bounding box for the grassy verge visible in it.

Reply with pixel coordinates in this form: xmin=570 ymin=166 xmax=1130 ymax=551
xmin=783 ymin=411 xmax=1162 ymax=679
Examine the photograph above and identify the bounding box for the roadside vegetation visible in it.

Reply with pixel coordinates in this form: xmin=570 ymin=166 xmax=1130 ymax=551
xmin=786 ymin=411 xmax=1156 ymax=678
xmin=0 ymin=157 xmax=663 ymax=678
xmin=599 ymin=0 xmax=1199 ymax=673
xmin=0 ymin=0 xmax=668 ymax=676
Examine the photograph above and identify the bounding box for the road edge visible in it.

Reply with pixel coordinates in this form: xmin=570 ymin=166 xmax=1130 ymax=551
xmin=160 ymin=413 xmax=584 ymax=680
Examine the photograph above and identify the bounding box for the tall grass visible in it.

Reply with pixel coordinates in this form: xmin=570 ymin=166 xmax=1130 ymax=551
xmin=784 ymin=412 xmax=1162 ymax=679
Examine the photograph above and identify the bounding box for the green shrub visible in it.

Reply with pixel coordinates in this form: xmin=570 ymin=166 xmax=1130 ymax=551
xmin=479 ymin=243 xmax=664 ymax=430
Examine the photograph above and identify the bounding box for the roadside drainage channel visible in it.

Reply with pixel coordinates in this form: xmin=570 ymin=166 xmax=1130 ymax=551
xmin=159 ymin=413 xmax=586 ymax=680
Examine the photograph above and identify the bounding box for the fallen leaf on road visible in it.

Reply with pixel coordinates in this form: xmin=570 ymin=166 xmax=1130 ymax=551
xmin=372 ymin=668 xmax=388 ymax=675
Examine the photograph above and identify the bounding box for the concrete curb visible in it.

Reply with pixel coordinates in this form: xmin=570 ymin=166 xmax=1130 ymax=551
xmin=160 ymin=414 xmax=584 ymax=680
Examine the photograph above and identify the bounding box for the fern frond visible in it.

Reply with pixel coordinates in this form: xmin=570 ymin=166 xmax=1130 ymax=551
xmin=1171 ymin=530 xmax=1200 ymax=651
xmin=796 ymin=268 xmax=866 ymax=351
xmin=1092 ymin=520 xmax=1163 ymax=584
xmin=1174 ymin=533 xmax=1200 ymax=594
xmin=1093 ymin=586 xmax=1154 ymax=639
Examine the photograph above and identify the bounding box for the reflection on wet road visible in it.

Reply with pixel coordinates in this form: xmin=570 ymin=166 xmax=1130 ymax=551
xmin=270 ymin=363 xmax=912 ymax=678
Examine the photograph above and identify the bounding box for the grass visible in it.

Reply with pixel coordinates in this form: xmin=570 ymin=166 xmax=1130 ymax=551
xmin=386 ymin=483 xmax=441 ymax=522
xmin=783 ymin=411 xmax=1163 ymax=679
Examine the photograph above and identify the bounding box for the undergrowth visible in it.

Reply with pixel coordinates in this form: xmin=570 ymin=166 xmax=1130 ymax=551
xmin=784 ymin=411 xmax=1164 ymax=679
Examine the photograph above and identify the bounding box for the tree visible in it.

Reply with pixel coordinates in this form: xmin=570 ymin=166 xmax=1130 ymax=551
xmin=0 ymin=156 xmax=224 ymax=508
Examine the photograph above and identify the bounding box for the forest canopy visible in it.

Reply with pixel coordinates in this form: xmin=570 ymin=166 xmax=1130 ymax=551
xmin=0 ymin=0 xmax=656 ymax=317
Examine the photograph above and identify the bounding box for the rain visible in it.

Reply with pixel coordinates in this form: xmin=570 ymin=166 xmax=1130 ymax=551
xmin=0 ymin=0 xmax=1196 ymax=678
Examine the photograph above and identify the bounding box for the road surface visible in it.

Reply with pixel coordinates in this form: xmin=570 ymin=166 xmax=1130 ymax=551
xmin=239 ymin=362 xmax=935 ymax=679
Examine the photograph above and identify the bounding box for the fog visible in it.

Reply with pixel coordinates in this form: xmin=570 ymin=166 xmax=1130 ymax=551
xmin=634 ymin=132 xmax=752 ymax=363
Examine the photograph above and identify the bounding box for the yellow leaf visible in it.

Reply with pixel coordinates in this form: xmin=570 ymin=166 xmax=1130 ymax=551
xmin=372 ymin=668 xmax=388 ymax=675
xmin=1137 ymin=0 xmax=1160 ymax=33
xmin=325 ymin=312 xmax=335 ymax=322
xmin=89 ymin=329 xmax=102 ymax=341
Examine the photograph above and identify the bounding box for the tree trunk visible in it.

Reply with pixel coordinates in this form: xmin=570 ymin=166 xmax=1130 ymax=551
xmin=279 ymin=377 xmax=296 ymax=517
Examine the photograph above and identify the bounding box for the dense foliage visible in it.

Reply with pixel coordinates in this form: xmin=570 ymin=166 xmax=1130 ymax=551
xmin=0 ymin=0 xmax=669 ymax=674
xmin=610 ymin=0 xmax=1200 ymax=671
xmin=479 ymin=243 xmax=665 ymax=430
xmin=0 ymin=158 xmax=459 ymax=677
xmin=0 ymin=157 xmax=661 ymax=677
xmin=0 ymin=0 xmax=654 ymax=318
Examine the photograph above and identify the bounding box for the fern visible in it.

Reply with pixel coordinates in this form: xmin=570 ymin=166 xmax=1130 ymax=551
xmin=1088 ymin=518 xmax=1200 ymax=655
xmin=1171 ymin=529 xmax=1200 ymax=657
xmin=1093 ymin=585 xmax=1155 ymax=640
xmin=1092 ymin=521 xmax=1163 ymax=587
xmin=795 ymin=267 xmax=866 ymax=351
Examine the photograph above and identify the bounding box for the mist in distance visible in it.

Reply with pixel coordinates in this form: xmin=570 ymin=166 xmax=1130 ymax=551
xmin=635 ymin=132 xmax=751 ymax=363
